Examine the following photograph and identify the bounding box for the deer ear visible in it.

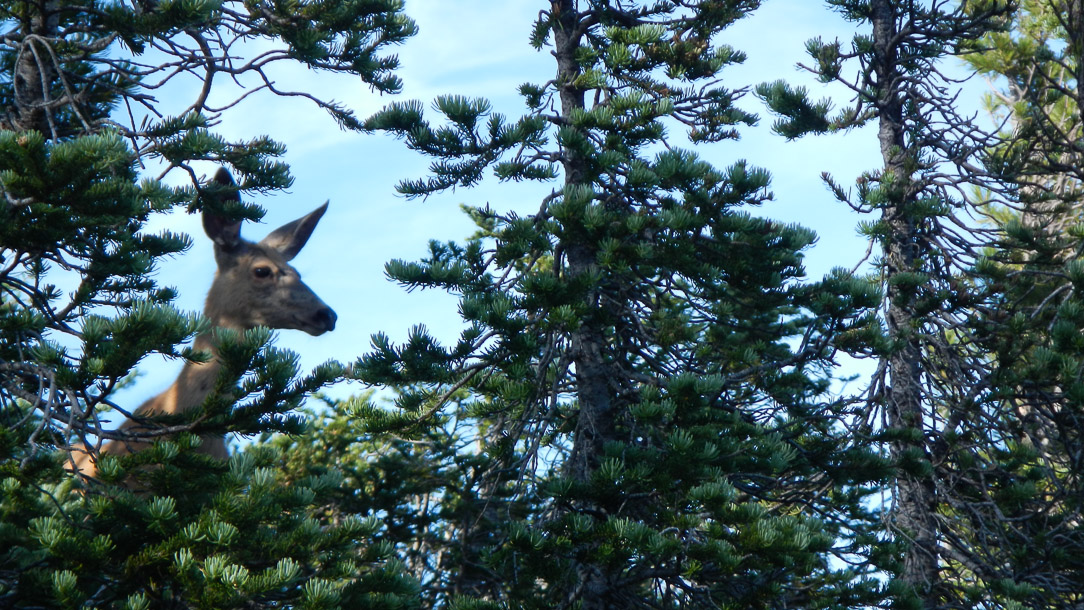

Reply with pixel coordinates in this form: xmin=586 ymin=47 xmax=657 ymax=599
xmin=259 ymin=202 xmax=328 ymax=261
xmin=202 ymin=168 xmax=243 ymax=251
xmin=212 ymin=167 xmax=236 ymax=188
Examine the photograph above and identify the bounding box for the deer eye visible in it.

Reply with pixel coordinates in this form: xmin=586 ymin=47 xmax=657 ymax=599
xmin=252 ymin=266 xmax=273 ymax=279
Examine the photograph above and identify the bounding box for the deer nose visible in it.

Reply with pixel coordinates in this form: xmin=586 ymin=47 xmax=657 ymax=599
xmin=314 ymin=306 xmax=337 ymax=332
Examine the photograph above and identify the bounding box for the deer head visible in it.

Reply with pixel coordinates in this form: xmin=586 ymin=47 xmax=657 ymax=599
xmin=201 ymin=168 xmax=337 ymax=335
xmin=68 ymin=168 xmax=338 ymax=482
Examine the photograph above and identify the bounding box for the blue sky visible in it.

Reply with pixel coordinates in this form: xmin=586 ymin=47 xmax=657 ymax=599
xmin=123 ymin=1 xmax=974 ymax=413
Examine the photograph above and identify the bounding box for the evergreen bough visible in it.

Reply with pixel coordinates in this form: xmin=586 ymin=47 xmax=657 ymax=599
xmin=360 ymin=2 xmax=886 ymax=607
xmin=0 ymin=1 xmax=419 ymax=607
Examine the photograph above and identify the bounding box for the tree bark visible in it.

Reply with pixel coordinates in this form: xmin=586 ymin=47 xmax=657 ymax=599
xmin=871 ymin=0 xmax=941 ymax=605
xmin=10 ymin=1 xmax=59 ymax=135
xmin=551 ymin=2 xmax=621 ymax=608
xmin=552 ymin=2 xmax=615 ymax=482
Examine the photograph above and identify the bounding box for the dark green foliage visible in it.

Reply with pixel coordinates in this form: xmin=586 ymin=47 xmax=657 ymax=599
xmin=753 ymin=81 xmax=834 ymax=139
xmin=12 ymin=2 xmax=1084 ymax=608
xmin=757 ymin=1 xmax=1047 ymax=608
xmin=2 ymin=414 xmax=417 ymax=609
xmin=941 ymin=3 xmax=1084 ymax=605
xmin=259 ymin=391 xmax=518 ymax=608
xmin=360 ymin=2 xmax=887 ymax=607
xmin=0 ymin=0 xmax=419 ymax=607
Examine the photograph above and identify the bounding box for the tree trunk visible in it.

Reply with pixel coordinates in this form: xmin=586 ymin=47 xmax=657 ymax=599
xmin=10 ymin=1 xmax=59 ymax=134
xmin=871 ymin=0 xmax=941 ymax=605
xmin=552 ymin=2 xmax=621 ymax=607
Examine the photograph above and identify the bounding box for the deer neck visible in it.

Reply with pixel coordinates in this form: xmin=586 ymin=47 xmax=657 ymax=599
xmin=151 ymin=321 xmax=239 ymax=417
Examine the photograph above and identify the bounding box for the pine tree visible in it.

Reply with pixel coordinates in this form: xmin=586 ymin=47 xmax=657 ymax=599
xmin=757 ymin=0 xmax=1016 ymax=607
xmin=941 ymin=1 xmax=1084 ymax=605
xmin=259 ymin=389 xmax=502 ymax=607
xmin=0 ymin=1 xmax=419 ymax=608
xmin=362 ymin=1 xmax=885 ymax=607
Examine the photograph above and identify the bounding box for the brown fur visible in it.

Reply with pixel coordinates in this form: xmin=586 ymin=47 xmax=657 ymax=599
xmin=71 ymin=169 xmax=336 ymax=481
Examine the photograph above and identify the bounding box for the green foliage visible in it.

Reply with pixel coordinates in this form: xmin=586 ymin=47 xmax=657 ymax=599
xmin=946 ymin=4 xmax=1084 ymax=605
xmin=754 ymin=80 xmax=834 ymax=138
xmin=360 ymin=1 xmax=886 ymax=607
xmin=758 ymin=1 xmax=1026 ymax=607
xmin=12 ymin=2 xmax=1084 ymax=609
xmin=253 ymin=391 xmax=516 ymax=607
xmin=0 ymin=0 xmax=418 ymax=607
xmin=1 ymin=429 xmax=416 ymax=609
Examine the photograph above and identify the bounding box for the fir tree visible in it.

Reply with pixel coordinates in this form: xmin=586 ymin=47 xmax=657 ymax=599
xmin=261 ymin=389 xmax=501 ymax=607
xmin=942 ymin=1 xmax=1084 ymax=605
xmin=362 ymin=1 xmax=884 ymax=607
xmin=757 ymin=0 xmax=1016 ymax=607
xmin=0 ymin=1 xmax=419 ymax=608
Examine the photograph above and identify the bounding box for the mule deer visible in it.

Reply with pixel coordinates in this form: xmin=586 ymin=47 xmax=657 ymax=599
xmin=71 ymin=168 xmax=337 ymax=481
